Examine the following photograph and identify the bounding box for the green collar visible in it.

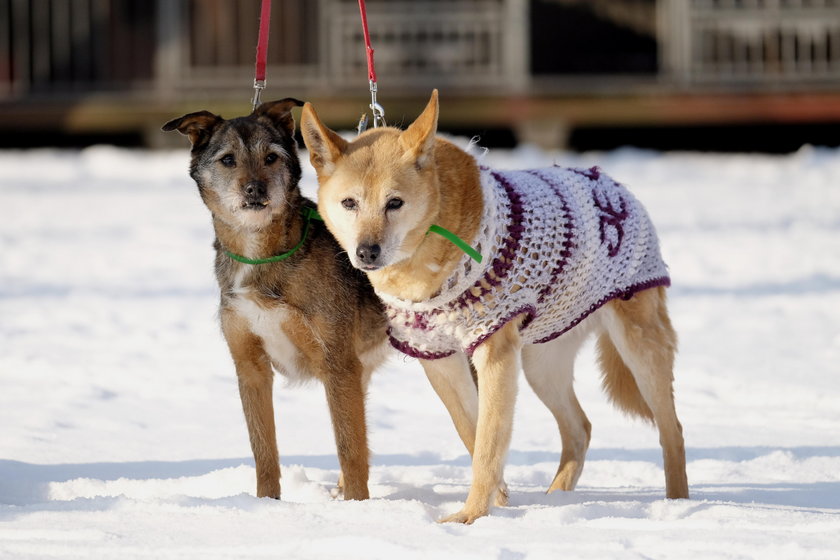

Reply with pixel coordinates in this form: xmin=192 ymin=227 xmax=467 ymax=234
xmin=224 ymin=207 xmax=320 ymax=265
xmin=225 ymin=207 xmax=482 ymax=266
xmin=426 ymin=224 xmax=482 ymax=264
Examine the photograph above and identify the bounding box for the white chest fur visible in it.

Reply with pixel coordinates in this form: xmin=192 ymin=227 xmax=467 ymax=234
xmin=229 ymin=291 xmax=310 ymax=381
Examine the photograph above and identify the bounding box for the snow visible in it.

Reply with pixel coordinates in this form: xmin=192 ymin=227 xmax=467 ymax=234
xmin=1 ymin=142 xmax=839 ymax=559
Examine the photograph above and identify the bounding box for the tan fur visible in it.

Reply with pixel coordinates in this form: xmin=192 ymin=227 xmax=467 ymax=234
xmin=521 ymin=319 xmax=594 ymax=494
xmin=421 ymin=352 xmax=510 ymax=507
xmin=301 ymin=91 xmax=483 ymax=301
xmin=163 ymin=100 xmax=388 ymax=501
xmin=301 ymin=90 xmax=689 ymax=523
xmin=597 ymin=333 xmax=655 ymax=422
xmin=601 ymin=287 xmax=688 ymax=499
xmin=440 ymin=316 xmax=525 ymax=522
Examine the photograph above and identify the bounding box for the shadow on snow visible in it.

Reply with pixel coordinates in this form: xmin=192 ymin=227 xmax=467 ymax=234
xmin=1 ymin=445 xmax=838 ymax=518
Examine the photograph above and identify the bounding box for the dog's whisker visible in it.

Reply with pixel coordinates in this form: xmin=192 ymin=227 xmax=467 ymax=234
xmin=333 ymin=250 xmax=351 ymax=266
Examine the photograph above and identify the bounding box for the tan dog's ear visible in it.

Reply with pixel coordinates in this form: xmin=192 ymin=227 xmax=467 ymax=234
xmin=400 ymin=89 xmax=439 ymax=169
xmin=255 ymin=98 xmax=304 ymax=137
xmin=300 ymin=103 xmax=348 ymax=178
xmin=162 ymin=111 xmax=222 ymax=149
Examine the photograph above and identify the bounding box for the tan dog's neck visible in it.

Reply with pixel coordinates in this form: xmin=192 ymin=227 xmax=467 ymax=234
xmin=368 ymin=139 xmax=483 ymax=301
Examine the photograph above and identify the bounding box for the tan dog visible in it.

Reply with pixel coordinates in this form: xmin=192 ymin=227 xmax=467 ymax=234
xmin=163 ymin=100 xmax=389 ymax=501
xmin=300 ymin=90 xmax=689 ymax=523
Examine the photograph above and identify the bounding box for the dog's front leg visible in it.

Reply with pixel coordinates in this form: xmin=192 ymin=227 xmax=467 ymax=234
xmin=421 ymin=353 xmax=478 ymax=453
xmin=421 ymin=353 xmax=509 ymax=507
xmin=439 ymin=317 xmax=524 ymax=524
xmin=221 ymin=308 xmax=281 ymax=499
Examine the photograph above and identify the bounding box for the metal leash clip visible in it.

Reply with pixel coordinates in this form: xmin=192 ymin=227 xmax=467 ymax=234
xmin=252 ymin=79 xmax=266 ymax=111
xmin=357 ymin=80 xmax=386 ymax=135
xmin=369 ymin=80 xmax=386 ymax=128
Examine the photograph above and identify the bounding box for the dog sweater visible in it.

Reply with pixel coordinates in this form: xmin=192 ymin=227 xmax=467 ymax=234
xmin=379 ymin=165 xmax=670 ymax=360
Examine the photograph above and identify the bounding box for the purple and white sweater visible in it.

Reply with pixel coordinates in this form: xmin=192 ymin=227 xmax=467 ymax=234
xmin=380 ymin=165 xmax=670 ymax=360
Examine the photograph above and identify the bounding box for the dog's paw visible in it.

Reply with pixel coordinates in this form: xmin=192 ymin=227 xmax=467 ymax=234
xmin=257 ymin=477 xmax=280 ymax=500
xmin=330 ymin=471 xmax=345 ymax=499
xmin=494 ymin=482 xmax=510 ymax=507
xmin=256 ymin=484 xmax=281 ymax=500
xmin=342 ymin=487 xmax=370 ymax=501
xmin=331 ymin=473 xmax=369 ymax=500
xmin=437 ymin=507 xmax=488 ymax=525
xmin=255 ymin=470 xmax=281 ymax=500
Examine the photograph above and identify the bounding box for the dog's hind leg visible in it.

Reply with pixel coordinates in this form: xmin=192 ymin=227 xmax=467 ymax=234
xmin=421 ymin=352 xmax=509 ymax=507
xmin=522 ymin=330 xmax=592 ymax=493
xmin=280 ymin=313 xmax=371 ymax=501
xmin=601 ymin=286 xmax=689 ymax=499
xmin=335 ymin=362 xmax=377 ymax=499
xmin=322 ymin=358 xmax=370 ymax=500
xmin=221 ymin=309 xmax=281 ymax=499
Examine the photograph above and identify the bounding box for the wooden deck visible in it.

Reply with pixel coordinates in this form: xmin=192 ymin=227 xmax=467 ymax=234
xmin=3 ymin=1 xmax=839 ymax=148
xmin=3 ymin=91 xmax=840 ymax=149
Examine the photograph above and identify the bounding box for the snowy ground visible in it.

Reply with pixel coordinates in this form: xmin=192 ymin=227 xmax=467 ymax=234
xmin=1 ymin=141 xmax=839 ymax=559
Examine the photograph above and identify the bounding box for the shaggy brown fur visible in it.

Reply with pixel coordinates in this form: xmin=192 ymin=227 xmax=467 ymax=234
xmin=163 ymin=100 xmax=389 ymax=500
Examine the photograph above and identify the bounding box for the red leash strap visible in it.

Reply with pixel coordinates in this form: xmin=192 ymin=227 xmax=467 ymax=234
xmin=252 ymin=0 xmax=272 ymax=110
xmin=357 ymin=0 xmax=385 ymax=128
xmin=358 ymin=0 xmax=376 ymax=83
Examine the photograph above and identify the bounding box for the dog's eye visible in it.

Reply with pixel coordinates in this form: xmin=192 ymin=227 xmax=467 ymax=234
xmin=265 ymin=153 xmax=278 ymax=165
xmin=386 ymin=197 xmax=404 ymax=211
xmin=341 ymin=198 xmax=358 ymax=211
xmin=220 ymin=154 xmax=236 ymax=167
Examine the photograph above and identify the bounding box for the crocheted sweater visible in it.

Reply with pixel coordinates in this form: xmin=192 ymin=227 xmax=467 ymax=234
xmin=380 ymin=165 xmax=670 ymax=360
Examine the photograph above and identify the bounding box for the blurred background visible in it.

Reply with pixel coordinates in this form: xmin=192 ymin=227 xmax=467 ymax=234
xmin=1 ymin=0 xmax=839 ymax=151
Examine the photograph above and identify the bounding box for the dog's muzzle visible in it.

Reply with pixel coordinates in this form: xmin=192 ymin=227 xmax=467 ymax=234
xmin=242 ymin=181 xmax=269 ymax=210
xmin=356 ymin=243 xmax=381 ymax=270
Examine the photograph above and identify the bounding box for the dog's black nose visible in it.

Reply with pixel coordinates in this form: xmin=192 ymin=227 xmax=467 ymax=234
xmin=244 ymin=181 xmax=267 ymax=199
xmin=356 ymin=243 xmax=381 ymax=265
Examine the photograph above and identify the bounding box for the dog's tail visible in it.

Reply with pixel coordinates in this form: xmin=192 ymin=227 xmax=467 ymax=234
xmin=596 ymin=334 xmax=655 ymax=423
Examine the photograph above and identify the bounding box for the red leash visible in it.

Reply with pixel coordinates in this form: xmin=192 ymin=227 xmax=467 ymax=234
xmin=358 ymin=0 xmax=376 ymax=83
xmin=357 ymin=0 xmax=385 ymax=128
xmin=252 ymin=0 xmax=272 ymax=110
xmin=249 ymin=0 xmax=384 ymax=125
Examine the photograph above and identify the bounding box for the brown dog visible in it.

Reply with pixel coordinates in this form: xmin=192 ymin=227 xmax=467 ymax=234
xmin=301 ymin=90 xmax=688 ymax=523
xmin=163 ymin=99 xmax=388 ymax=500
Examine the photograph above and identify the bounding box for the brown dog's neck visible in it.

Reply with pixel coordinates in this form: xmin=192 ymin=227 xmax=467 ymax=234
xmin=370 ymin=140 xmax=484 ymax=302
xmin=212 ymin=204 xmax=306 ymax=262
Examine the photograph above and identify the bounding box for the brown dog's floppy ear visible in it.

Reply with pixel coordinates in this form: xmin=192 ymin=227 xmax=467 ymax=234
xmin=400 ymin=89 xmax=439 ymax=169
xmin=254 ymin=98 xmax=305 ymax=137
xmin=300 ymin=102 xmax=348 ymax=178
xmin=161 ymin=111 xmax=221 ymax=149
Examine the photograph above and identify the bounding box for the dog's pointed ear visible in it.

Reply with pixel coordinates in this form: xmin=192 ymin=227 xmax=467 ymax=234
xmin=300 ymin=102 xmax=348 ymax=178
xmin=162 ymin=111 xmax=221 ymax=149
xmin=400 ymin=89 xmax=439 ymax=169
xmin=255 ymin=98 xmax=305 ymax=137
